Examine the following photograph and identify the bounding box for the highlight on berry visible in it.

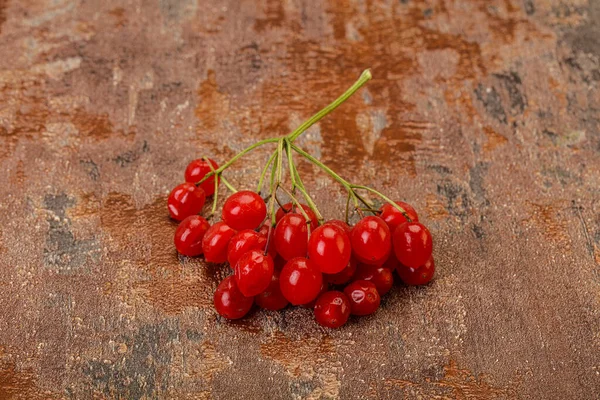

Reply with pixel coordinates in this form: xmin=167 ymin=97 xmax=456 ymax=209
xmin=167 ymin=69 xmax=435 ymax=328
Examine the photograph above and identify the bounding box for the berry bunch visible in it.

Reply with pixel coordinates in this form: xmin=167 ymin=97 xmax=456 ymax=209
xmin=167 ymin=70 xmax=435 ymax=328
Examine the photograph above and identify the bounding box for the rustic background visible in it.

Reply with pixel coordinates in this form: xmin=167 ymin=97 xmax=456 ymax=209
xmin=0 ymin=0 xmax=599 ymax=398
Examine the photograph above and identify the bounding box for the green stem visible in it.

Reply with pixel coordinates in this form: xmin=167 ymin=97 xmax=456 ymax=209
xmin=257 ymin=151 xmax=277 ymax=194
xmin=351 ymin=185 xmax=412 ymax=221
xmin=220 ymin=176 xmax=237 ymax=193
xmin=287 ymin=69 xmax=372 ymax=142
xmin=285 ymin=140 xmax=323 ymax=223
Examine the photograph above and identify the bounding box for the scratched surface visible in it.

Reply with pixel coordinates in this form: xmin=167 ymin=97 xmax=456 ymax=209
xmin=0 ymin=0 xmax=599 ymax=398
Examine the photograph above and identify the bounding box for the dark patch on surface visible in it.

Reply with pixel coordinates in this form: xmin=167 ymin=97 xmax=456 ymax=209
xmin=494 ymin=72 xmax=527 ymax=116
xmin=43 ymin=194 xmax=100 ymax=271
xmin=289 ymin=379 xmax=317 ymax=398
xmin=112 ymin=142 xmax=148 ymax=166
xmin=83 ymin=321 xmax=178 ymax=399
xmin=436 ymin=182 xmax=471 ymax=218
xmin=469 ymin=162 xmax=489 ymax=206
xmin=475 ymin=84 xmax=507 ymax=124
xmin=563 ymin=1 xmax=600 ymax=57
xmin=542 ymin=128 xmax=557 ymax=144
xmin=423 ymin=8 xmax=433 ymax=18
xmin=185 ymin=329 xmax=203 ymax=342
xmin=523 ymin=0 xmax=535 ymax=15
xmin=80 ymin=159 xmax=100 ymax=181
xmin=472 ymin=224 xmax=485 ymax=239
xmin=0 ymin=0 xmax=7 ymax=34
xmin=428 ymin=165 xmax=451 ymax=175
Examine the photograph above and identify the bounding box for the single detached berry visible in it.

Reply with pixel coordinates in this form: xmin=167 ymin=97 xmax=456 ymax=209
xmin=314 ymin=291 xmax=351 ymax=328
xmin=276 ymin=202 xmax=319 ymax=228
xmin=227 ymin=229 xmax=268 ymax=268
xmin=234 ymin=250 xmax=274 ymax=297
xmin=174 ymin=215 xmax=210 ymax=256
xmin=397 ymin=256 xmax=435 ymax=286
xmin=308 ymin=224 xmax=351 ymax=274
xmin=379 ymin=201 xmax=418 ymax=233
xmin=184 ymin=158 xmax=220 ymax=196
xmin=202 ymin=222 xmax=236 ymax=263
xmin=324 ymin=258 xmax=357 ymax=285
xmin=343 ymin=280 xmax=380 ymax=316
xmin=353 ymin=263 xmax=394 ymax=295
xmin=324 ymin=219 xmax=352 ymax=236
xmin=274 ymin=213 xmax=309 ymax=261
xmin=255 ymin=269 xmax=289 ymax=310
xmin=350 ymin=216 xmax=391 ymax=266
xmin=393 ymin=222 xmax=433 ymax=269
xmin=167 ymin=182 xmax=206 ymax=221
xmin=214 ymin=276 xmax=254 ymax=320
xmin=279 ymin=257 xmax=323 ymax=305
xmin=222 ymin=191 xmax=267 ymax=230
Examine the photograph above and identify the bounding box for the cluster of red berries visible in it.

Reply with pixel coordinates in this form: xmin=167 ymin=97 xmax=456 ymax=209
xmin=167 ymin=158 xmax=434 ymax=329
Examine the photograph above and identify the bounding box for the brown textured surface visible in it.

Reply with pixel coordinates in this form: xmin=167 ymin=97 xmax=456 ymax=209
xmin=0 ymin=0 xmax=599 ymax=398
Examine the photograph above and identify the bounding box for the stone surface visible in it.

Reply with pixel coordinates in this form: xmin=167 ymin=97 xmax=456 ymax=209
xmin=0 ymin=0 xmax=599 ymax=399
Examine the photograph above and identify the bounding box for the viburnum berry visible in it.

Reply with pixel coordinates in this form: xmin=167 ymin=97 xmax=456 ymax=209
xmin=276 ymin=202 xmax=318 ymax=228
xmin=274 ymin=213 xmax=308 ymax=260
xmin=214 ymin=276 xmax=254 ymax=320
xmin=397 ymin=256 xmax=435 ymax=286
xmin=324 ymin=219 xmax=352 ymax=236
xmin=324 ymin=258 xmax=357 ymax=285
xmin=234 ymin=250 xmax=274 ymax=297
xmin=167 ymin=182 xmax=206 ymax=221
xmin=227 ymin=229 xmax=271 ymax=268
xmin=222 ymin=191 xmax=267 ymax=230
xmin=184 ymin=158 xmax=220 ymax=196
xmin=314 ymin=291 xmax=351 ymax=328
xmin=202 ymin=222 xmax=236 ymax=263
xmin=381 ymin=254 xmax=399 ymax=271
xmin=343 ymin=280 xmax=380 ymax=316
xmin=353 ymin=263 xmax=394 ymax=295
xmin=379 ymin=201 xmax=418 ymax=233
xmin=393 ymin=222 xmax=433 ymax=268
xmin=279 ymin=257 xmax=323 ymax=305
xmin=255 ymin=269 xmax=289 ymax=310
xmin=300 ymin=280 xmax=328 ymax=308
xmin=174 ymin=215 xmax=210 ymax=256
xmin=307 ymin=223 xmax=351 ymax=274
xmin=350 ymin=216 xmax=391 ymax=266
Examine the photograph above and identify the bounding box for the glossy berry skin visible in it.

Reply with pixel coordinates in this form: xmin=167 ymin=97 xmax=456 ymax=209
xmin=308 ymin=224 xmax=351 ymax=274
xmin=314 ymin=291 xmax=351 ymax=328
xmin=234 ymin=250 xmax=274 ymax=297
xmin=202 ymin=222 xmax=236 ymax=263
xmin=167 ymin=182 xmax=206 ymax=221
xmin=397 ymin=256 xmax=435 ymax=286
xmin=274 ymin=213 xmax=309 ymax=261
xmin=257 ymin=222 xmax=277 ymax=257
xmin=222 ymin=191 xmax=267 ymax=230
xmin=353 ymin=263 xmax=394 ymax=295
xmin=324 ymin=258 xmax=357 ymax=285
xmin=300 ymin=280 xmax=328 ymax=308
xmin=350 ymin=216 xmax=391 ymax=266
xmin=343 ymin=280 xmax=380 ymax=316
xmin=227 ymin=230 xmax=268 ymax=268
xmin=276 ymin=203 xmax=319 ymax=228
xmin=279 ymin=257 xmax=323 ymax=305
xmin=174 ymin=215 xmax=211 ymax=256
xmin=214 ymin=276 xmax=253 ymax=320
xmin=324 ymin=219 xmax=352 ymax=236
xmin=393 ymin=222 xmax=433 ymax=269
xmin=255 ymin=269 xmax=289 ymax=310
xmin=184 ymin=158 xmax=219 ymax=196
xmin=379 ymin=201 xmax=419 ymax=233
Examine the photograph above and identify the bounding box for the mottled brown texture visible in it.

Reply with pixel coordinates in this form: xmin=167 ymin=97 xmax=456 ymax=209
xmin=0 ymin=0 xmax=599 ymax=398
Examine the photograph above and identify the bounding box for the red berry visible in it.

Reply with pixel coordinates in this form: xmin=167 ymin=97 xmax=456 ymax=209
xmin=257 ymin=221 xmax=277 ymax=258
xmin=307 ymin=224 xmax=351 ymax=274
xmin=353 ymin=263 xmax=394 ymax=295
xmin=279 ymin=257 xmax=323 ymax=305
xmin=393 ymin=222 xmax=433 ymax=268
xmin=382 ymin=254 xmax=399 ymax=270
xmin=222 ymin=191 xmax=267 ymax=230
xmin=324 ymin=258 xmax=357 ymax=285
xmin=274 ymin=213 xmax=308 ymax=261
xmin=276 ymin=202 xmax=319 ymax=228
xmin=255 ymin=269 xmax=289 ymax=310
xmin=273 ymin=254 xmax=287 ymax=270
xmin=202 ymin=222 xmax=236 ymax=263
xmin=214 ymin=276 xmax=253 ymax=320
xmin=397 ymin=256 xmax=435 ymax=285
xmin=174 ymin=215 xmax=210 ymax=256
xmin=167 ymin=182 xmax=206 ymax=221
xmin=379 ymin=201 xmax=418 ymax=233
xmin=227 ymin=229 xmax=267 ymax=268
xmin=300 ymin=280 xmax=328 ymax=308
xmin=324 ymin=219 xmax=352 ymax=236
xmin=343 ymin=280 xmax=380 ymax=316
xmin=314 ymin=291 xmax=351 ymax=328
xmin=234 ymin=250 xmax=274 ymax=297
xmin=184 ymin=158 xmax=220 ymax=196
xmin=350 ymin=216 xmax=391 ymax=266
